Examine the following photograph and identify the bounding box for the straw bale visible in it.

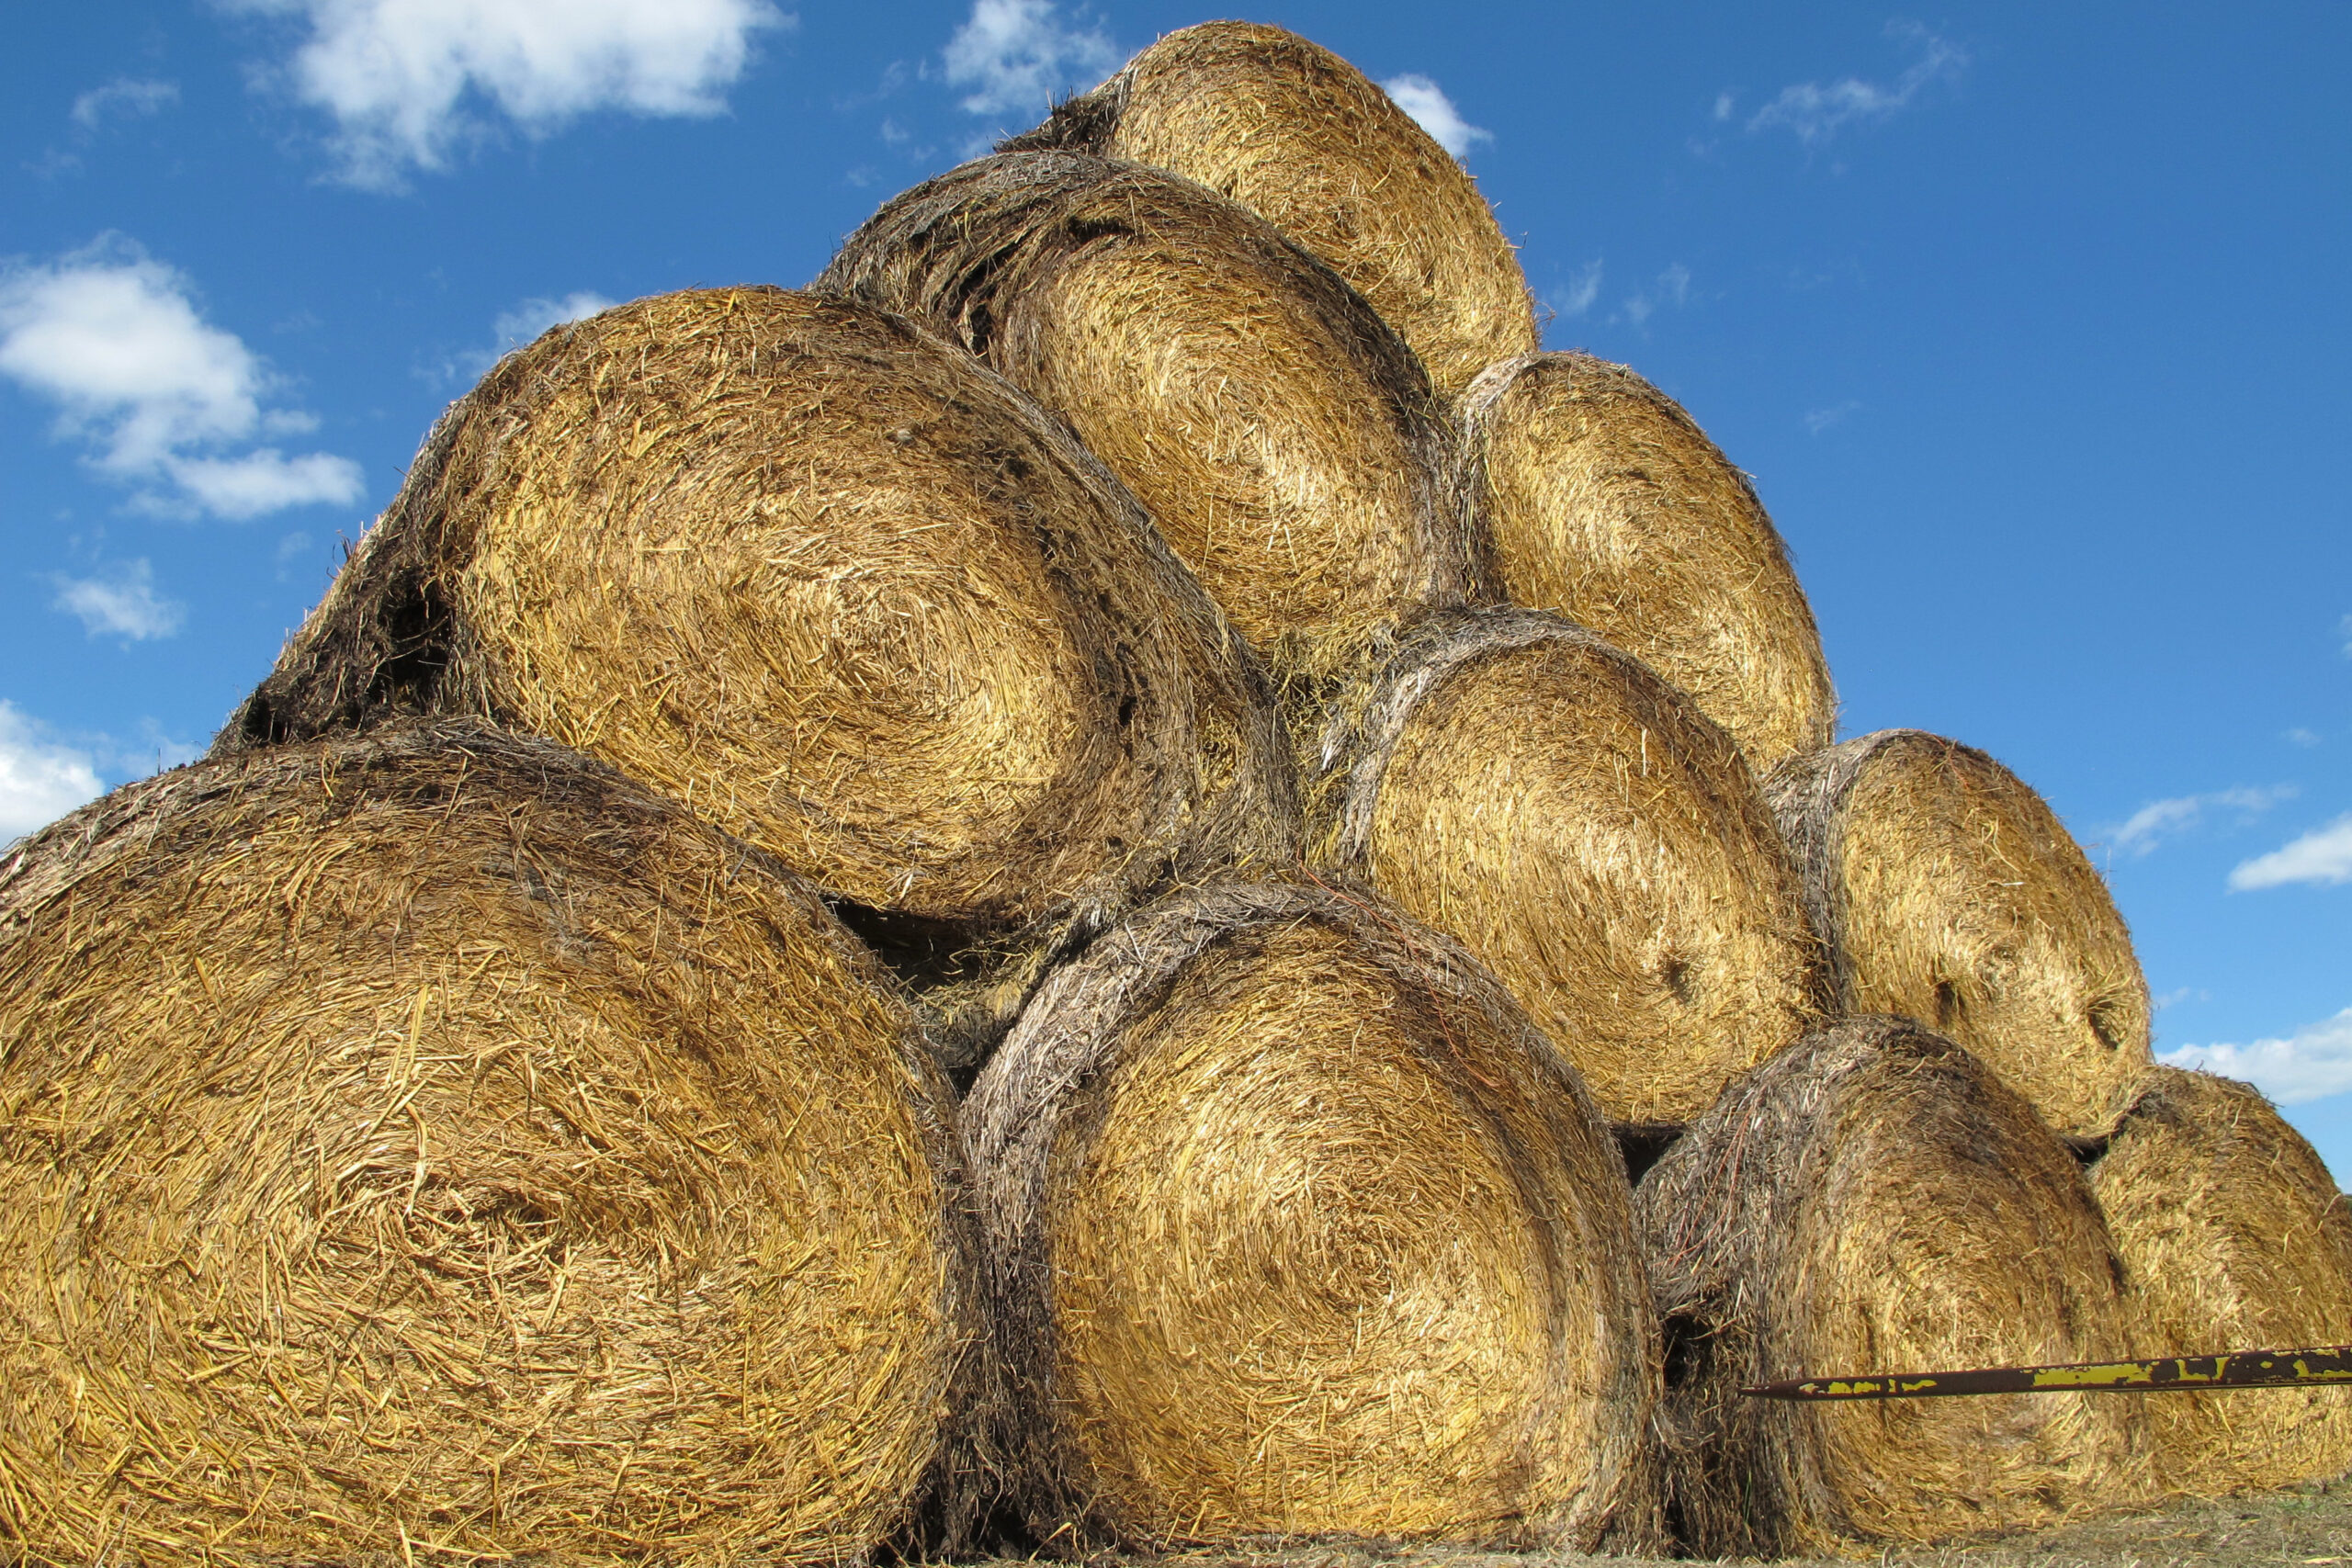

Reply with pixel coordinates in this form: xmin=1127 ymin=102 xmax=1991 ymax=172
xmin=1317 ymin=607 xmax=1821 ymax=1128
xmin=1457 ymin=351 xmax=1837 ymax=773
xmin=816 ymin=152 xmax=1481 ymax=707
xmin=219 ymin=287 xmax=1294 ymax=1063
xmin=1001 ymin=21 xmax=1537 ymax=397
xmin=964 ymin=878 xmax=1659 ymax=1553
xmin=0 ymin=721 xmax=979 ymax=1566
xmin=1636 ymin=1015 xmax=2152 ymax=1557
xmin=1767 ymin=729 xmax=2153 ymax=1139
xmin=2090 ymin=1066 xmax=2352 ymax=1495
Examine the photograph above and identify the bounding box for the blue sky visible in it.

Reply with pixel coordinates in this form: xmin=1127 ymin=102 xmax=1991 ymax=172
xmin=4 ymin=3 xmax=2346 ymax=1179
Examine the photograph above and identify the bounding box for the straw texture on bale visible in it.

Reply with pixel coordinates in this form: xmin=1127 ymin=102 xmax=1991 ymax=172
xmin=1317 ymin=607 xmax=1821 ymax=1127
xmin=2090 ymin=1066 xmax=2352 ymax=1495
xmin=817 ymin=152 xmax=1480 ymax=702
xmin=0 ymin=722 xmax=977 ymax=1565
xmin=1457 ymin=351 xmax=1836 ymax=773
xmin=1001 ymin=21 xmax=1537 ymax=398
xmin=965 ymin=879 xmax=1659 ymax=1553
xmin=1767 ymin=729 xmax=2153 ymax=1139
xmin=220 ymin=287 xmax=1294 ymax=1061
xmin=1636 ymin=1015 xmax=2150 ymax=1557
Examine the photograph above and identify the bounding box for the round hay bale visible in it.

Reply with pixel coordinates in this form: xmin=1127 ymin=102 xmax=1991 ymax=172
xmin=220 ymin=287 xmax=1295 ymax=1062
xmin=2090 ymin=1066 xmax=2352 ymax=1495
xmin=1457 ymin=351 xmax=1837 ymax=773
xmin=1001 ymin=21 xmax=1537 ymax=398
xmin=0 ymin=722 xmax=978 ymax=1565
xmin=965 ymin=878 xmax=1659 ymax=1552
xmin=1766 ymin=729 xmax=2153 ymax=1139
xmin=1317 ymin=607 xmax=1822 ymax=1128
xmin=816 ymin=152 xmax=1481 ymax=704
xmin=1635 ymin=1015 xmax=2152 ymax=1557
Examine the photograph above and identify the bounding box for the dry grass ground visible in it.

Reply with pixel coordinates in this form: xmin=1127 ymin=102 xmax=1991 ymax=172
xmin=1003 ymin=1475 xmax=2349 ymax=1568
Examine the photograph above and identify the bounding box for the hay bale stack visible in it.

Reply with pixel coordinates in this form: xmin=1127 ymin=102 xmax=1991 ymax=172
xmin=0 ymin=722 xmax=977 ymax=1565
xmin=965 ymin=879 xmax=1658 ymax=1551
xmin=1458 ymin=351 xmax=1837 ymax=773
xmin=1001 ymin=21 xmax=1536 ymax=398
xmin=2090 ymin=1066 xmax=2352 ymax=1495
xmin=1317 ymin=607 xmax=1821 ymax=1128
xmin=220 ymin=287 xmax=1294 ymax=1061
xmin=1636 ymin=1015 xmax=2150 ymax=1557
xmin=1767 ymin=729 xmax=2153 ymax=1139
xmin=817 ymin=152 xmax=1480 ymax=702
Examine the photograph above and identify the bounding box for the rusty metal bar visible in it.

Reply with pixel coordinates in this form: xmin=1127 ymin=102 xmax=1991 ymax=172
xmin=1742 ymin=1344 xmax=2352 ymax=1400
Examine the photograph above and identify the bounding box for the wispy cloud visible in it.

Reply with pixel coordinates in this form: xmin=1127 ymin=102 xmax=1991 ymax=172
xmin=1804 ymin=400 xmax=1860 ymax=434
xmin=2339 ymin=611 xmax=2351 ymax=658
xmin=432 ymin=290 xmax=619 ymax=388
xmin=222 ymin=0 xmax=791 ymax=189
xmin=71 ymin=77 xmax=180 ymax=131
xmin=2287 ymin=728 xmax=2323 ymax=749
xmin=2230 ymin=812 xmax=2352 ymax=891
xmin=1617 ymin=264 xmax=1691 ymax=329
xmin=52 ymin=558 xmax=186 ymax=640
xmin=1547 ymin=260 xmax=1603 ymax=321
xmin=0 ymin=236 xmax=364 ymax=519
xmin=0 ymin=702 xmax=105 ymax=843
xmin=942 ymin=0 xmax=1115 ymax=119
xmin=2108 ymin=784 xmax=2297 ymax=857
xmin=1747 ymin=21 xmax=1967 ymax=147
xmin=1381 ymin=73 xmax=1492 ymax=160
xmin=2161 ymin=1008 xmax=2352 ymax=1106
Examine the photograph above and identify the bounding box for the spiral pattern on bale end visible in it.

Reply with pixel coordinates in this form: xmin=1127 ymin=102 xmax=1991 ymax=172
xmin=964 ymin=879 xmax=1659 ymax=1553
xmin=0 ymin=722 xmax=978 ymax=1566
xmin=817 ymin=152 xmax=1481 ymax=707
xmin=1636 ymin=1016 xmax=2151 ymax=1557
xmin=1457 ymin=351 xmax=1837 ymax=773
xmin=1003 ymin=21 xmax=1537 ymax=398
xmin=2090 ymin=1066 xmax=2352 ymax=1495
xmin=1317 ymin=607 xmax=1822 ymax=1127
xmin=219 ymin=287 xmax=1294 ymax=1062
xmin=1767 ymin=729 xmax=2153 ymax=1139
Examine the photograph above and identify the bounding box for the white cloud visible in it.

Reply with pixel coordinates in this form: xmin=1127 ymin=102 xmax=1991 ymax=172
xmin=1381 ymin=73 xmax=1492 ymax=160
xmin=2340 ymin=612 xmax=2351 ymax=658
xmin=0 ymin=703 xmax=105 ymax=843
xmin=52 ymin=558 xmax=187 ymax=640
xmin=943 ymin=0 xmax=1116 ymax=118
xmin=225 ymin=0 xmax=789 ymax=188
xmin=72 ymin=78 xmax=180 ymax=130
xmin=1713 ymin=92 xmax=1736 ymax=123
xmin=0 ymin=237 xmax=362 ymax=519
xmin=1548 ymin=259 xmax=1603 ymax=320
xmin=493 ymin=290 xmax=618 ymax=348
xmin=1804 ymin=400 xmax=1860 ymax=434
xmin=2230 ymin=812 xmax=2352 ymax=891
xmin=1747 ymin=22 xmax=1967 ymax=147
xmin=2162 ymin=1009 xmax=2352 ymax=1106
xmin=2287 ymin=727 xmax=2323 ymax=749
xmin=2108 ymin=784 xmax=2297 ymax=857
xmin=1618 ymin=263 xmax=1692 ymax=329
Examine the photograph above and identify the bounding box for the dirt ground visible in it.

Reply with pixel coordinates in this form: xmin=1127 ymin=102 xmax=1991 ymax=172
xmin=1036 ymin=1479 xmax=2351 ymax=1568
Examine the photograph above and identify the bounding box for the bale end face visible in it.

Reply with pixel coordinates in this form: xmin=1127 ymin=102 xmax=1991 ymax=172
xmin=1637 ymin=1016 xmax=2151 ymax=1556
xmin=967 ymin=879 xmax=1660 ymax=1553
xmin=0 ymin=723 xmax=978 ymax=1565
xmin=2092 ymin=1066 xmax=2352 ymax=1495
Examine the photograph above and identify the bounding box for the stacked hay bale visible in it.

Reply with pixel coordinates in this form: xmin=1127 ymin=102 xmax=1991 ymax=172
xmin=815 ymin=152 xmax=1483 ymax=728
xmin=1313 ymin=607 xmax=1822 ymax=1128
xmin=1767 ymin=729 xmax=2154 ymax=1140
xmin=965 ymin=879 xmax=1658 ymax=1552
xmin=7 ymin=18 xmax=2332 ymax=1562
xmin=221 ymin=286 xmax=1295 ymax=1063
xmin=0 ymin=724 xmax=978 ymax=1565
xmin=2091 ymin=1067 xmax=2352 ymax=1495
xmin=1457 ymin=352 xmax=1838 ymax=774
xmin=1636 ymin=1016 xmax=2151 ymax=1557
xmin=1001 ymin=20 xmax=1538 ymax=397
